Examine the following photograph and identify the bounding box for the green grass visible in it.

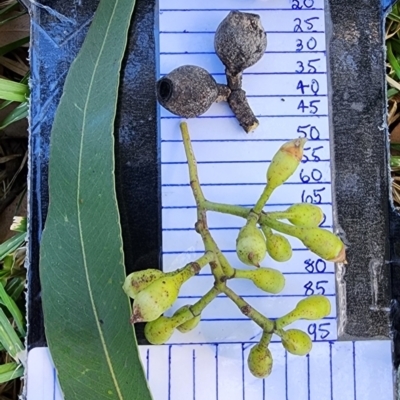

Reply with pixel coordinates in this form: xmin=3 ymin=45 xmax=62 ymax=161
xmin=0 ymin=1 xmax=29 ymax=397
xmin=386 ymin=2 xmax=400 ymax=206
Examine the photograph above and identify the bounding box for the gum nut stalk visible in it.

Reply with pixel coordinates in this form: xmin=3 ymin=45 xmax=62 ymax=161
xmin=286 ymin=203 xmax=324 ymax=227
xmin=267 ymin=138 xmax=307 ymax=190
xmin=144 ymin=316 xmax=176 ymax=345
xmin=236 ymin=223 xmax=267 ymax=267
xmin=299 ymin=227 xmax=346 ymax=262
xmin=130 ymin=273 xmax=186 ymax=323
xmin=247 ymin=267 xmax=285 ymax=294
xmin=266 ymin=233 xmax=292 ymax=262
xmin=281 ymin=329 xmax=312 ymax=356
xmin=156 ymin=65 xmax=219 ymax=118
xmin=276 ymin=295 xmax=331 ymax=329
xmin=123 ymin=269 xmax=164 ymax=299
xmin=247 ymin=344 xmax=273 ymax=379
xmin=215 ymin=11 xmax=267 ymax=76
xmin=174 ymin=305 xmax=201 ymax=333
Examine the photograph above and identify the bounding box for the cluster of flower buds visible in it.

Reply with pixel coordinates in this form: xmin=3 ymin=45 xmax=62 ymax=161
xmin=122 ymin=124 xmax=346 ymax=379
xmin=236 ymin=139 xmax=346 ymax=269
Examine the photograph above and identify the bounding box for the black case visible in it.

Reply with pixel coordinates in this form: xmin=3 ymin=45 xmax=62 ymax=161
xmin=27 ymin=0 xmax=397 ymax=358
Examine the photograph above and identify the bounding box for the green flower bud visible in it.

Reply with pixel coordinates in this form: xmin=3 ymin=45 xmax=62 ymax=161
xmin=299 ymin=227 xmax=346 ymax=263
xmin=123 ymin=269 xmax=164 ymax=299
xmin=266 ymin=232 xmax=292 ymax=262
xmin=247 ymin=344 xmax=273 ymax=379
xmin=266 ymin=219 xmax=346 ymax=263
xmin=174 ymin=305 xmax=201 ymax=333
xmin=131 ymin=269 xmax=192 ymax=323
xmin=276 ymin=295 xmax=331 ymax=329
xmin=144 ymin=316 xmax=176 ymax=345
xmin=267 ymin=138 xmax=307 ymax=191
xmin=280 ymin=329 xmax=312 ymax=356
xmin=236 ymin=267 xmax=285 ymax=294
xmin=294 ymin=295 xmax=332 ymax=320
xmin=236 ymin=223 xmax=267 ymax=267
xmin=286 ymin=203 xmax=324 ymax=227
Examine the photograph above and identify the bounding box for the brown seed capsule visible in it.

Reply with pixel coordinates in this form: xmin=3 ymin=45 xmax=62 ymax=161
xmin=215 ymin=11 xmax=267 ymax=76
xmin=156 ymin=65 xmax=230 ymax=118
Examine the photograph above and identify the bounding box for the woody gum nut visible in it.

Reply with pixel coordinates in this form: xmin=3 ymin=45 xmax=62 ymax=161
xmin=247 ymin=267 xmax=285 ymax=294
xmin=174 ymin=305 xmax=201 ymax=333
xmin=247 ymin=344 xmax=273 ymax=379
xmin=236 ymin=223 xmax=267 ymax=267
xmin=267 ymin=138 xmax=307 ymax=190
xmin=266 ymin=233 xmax=292 ymax=262
xmin=122 ymin=268 xmax=164 ymax=299
xmin=215 ymin=11 xmax=267 ymax=76
xmin=286 ymin=203 xmax=324 ymax=227
xmin=276 ymin=295 xmax=331 ymax=329
xmin=130 ymin=273 xmax=184 ymax=323
xmin=156 ymin=65 xmax=229 ymax=118
xmin=281 ymin=329 xmax=312 ymax=356
xmin=300 ymin=227 xmax=346 ymax=262
xmin=144 ymin=316 xmax=176 ymax=345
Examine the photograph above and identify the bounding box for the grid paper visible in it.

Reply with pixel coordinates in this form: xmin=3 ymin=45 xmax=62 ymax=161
xmin=159 ymin=0 xmax=336 ymax=345
xmin=27 ymin=342 xmax=394 ymax=400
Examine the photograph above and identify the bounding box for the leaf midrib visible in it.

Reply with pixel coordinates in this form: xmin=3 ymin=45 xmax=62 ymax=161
xmin=76 ymin=1 xmax=124 ymax=398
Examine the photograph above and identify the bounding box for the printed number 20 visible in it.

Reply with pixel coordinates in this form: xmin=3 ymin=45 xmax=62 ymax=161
xmin=292 ymin=0 xmax=315 ymax=9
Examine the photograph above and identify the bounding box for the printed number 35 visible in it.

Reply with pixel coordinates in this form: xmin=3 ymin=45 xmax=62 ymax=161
xmin=296 ymin=59 xmax=319 ymax=73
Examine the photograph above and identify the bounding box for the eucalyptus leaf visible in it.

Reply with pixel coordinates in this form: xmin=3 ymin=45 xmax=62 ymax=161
xmin=39 ymin=0 xmax=152 ymax=399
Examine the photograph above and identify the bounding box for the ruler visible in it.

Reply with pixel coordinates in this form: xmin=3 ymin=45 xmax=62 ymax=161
xmin=26 ymin=1 xmax=395 ymax=399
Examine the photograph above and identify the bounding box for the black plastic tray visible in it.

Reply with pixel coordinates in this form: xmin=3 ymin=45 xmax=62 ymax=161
xmin=27 ymin=0 xmax=396 ymax=353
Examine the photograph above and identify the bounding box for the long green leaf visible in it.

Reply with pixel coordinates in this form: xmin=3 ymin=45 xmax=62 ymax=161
xmin=0 ymin=78 xmax=28 ymax=102
xmin=0 ymin=362 xmax=23 ymax=384
xmin=0 ymin=2 xmax=18 ymax=17
xmin=39 ymin=0 xmax=152 ymax=399
xmin=0 ymin=101 xmax=28 ymax=130
xmin=0 ymin=232 xmax=26 ymax=261
xmin=0 ymin=36 xmax=29 ymax=58
xmin=0 ymin=308 xmax=24 ymax=363
xmin=0 ymin=11 xmax=26 ymax=27
xmin=0 ymin=283 xmax=24 ymax=336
